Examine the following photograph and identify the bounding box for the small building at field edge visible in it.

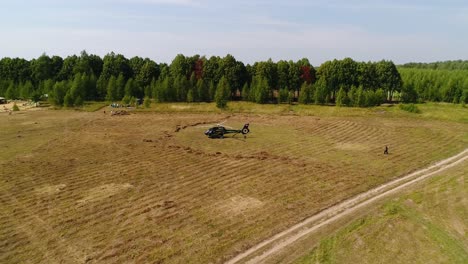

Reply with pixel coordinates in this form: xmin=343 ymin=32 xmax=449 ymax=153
xmin=0 ymin=97 xmax=6 ymax=104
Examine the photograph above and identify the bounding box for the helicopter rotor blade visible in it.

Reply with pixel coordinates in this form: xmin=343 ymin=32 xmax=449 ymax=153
xmin=216 ymin=120 xmax=235 ymax=128
xmin=195 ymin=120 xmax=237 ymax=129
xmin=217 ymin=120 xmax=232 ymax=127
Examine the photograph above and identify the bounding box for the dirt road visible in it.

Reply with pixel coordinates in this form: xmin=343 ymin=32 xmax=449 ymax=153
xmin=226 ymin=149 xmax=468 ymax=264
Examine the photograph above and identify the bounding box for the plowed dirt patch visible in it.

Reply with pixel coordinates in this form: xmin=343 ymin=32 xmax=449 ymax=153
xmin=219 ymin=196 xmax=264 ymax=216
xmin=77 ymin=183 xmax=134 ymax=204
xmin=35 ymin=184 xmax=67 ymax=196
xmin=335 ymin=143 xmax=370 ymax=151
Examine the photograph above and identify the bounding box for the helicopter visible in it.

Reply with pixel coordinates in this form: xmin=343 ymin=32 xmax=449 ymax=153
xmin=204 ymin=123 xmax=250 ymax=139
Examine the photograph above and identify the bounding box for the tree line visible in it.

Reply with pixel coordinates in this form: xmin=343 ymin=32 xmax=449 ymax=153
xmin=400 ymin=60 xmax=468 ymax=71
xmin=0 ymin=51 xmax=465 ymax=108
xmin=399 ymin=68 xmax=468 ymax=104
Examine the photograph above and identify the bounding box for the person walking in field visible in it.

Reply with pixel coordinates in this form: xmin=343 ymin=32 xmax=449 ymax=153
xmin=384 ymin=145 xmax=389 ymax=155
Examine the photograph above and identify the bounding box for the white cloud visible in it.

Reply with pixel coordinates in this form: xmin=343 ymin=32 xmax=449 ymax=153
xmin=451 ymin=8 xmax=468 ymax=24
xmin=245 ymin=15 xmax=301 ymax=27
xmin=2 ymin=26 xmax=466 ymax=64
xmin=117 ymin=0 xmax=199 ymax=5
xmin=279 ymin=0 xmax=467 ymax=13
xmin=2 ymin=0 xmax=467 ymax=64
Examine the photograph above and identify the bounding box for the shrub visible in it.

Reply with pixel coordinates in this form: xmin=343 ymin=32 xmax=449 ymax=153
xmin=144 ymin=96 xmax=151 ymax=108
xmin=254 ymin=77 xmax=269 ymax=104
xmin=400 ymin=83 xmax=418 ymax=103
xmin=187 ymin=89 xmax=193 ymax=103
xmin=129 ymin=96 xmax=136 ymax=107
xmin=364 ymin=90 xmax=376 ymax=107
xmin=348 ymin=86 xmax=357 ymax=106
xmin=355 ymin=86 xmax=364 ymax=107
xmin=122 ymin=95 xmax=130 ymax=105
xmin=241 ymin=83 xmax=250 ymax=101
xmin=12 ymin=103 xmax=20 ymax=111
xmin=215 ymin=76 xmax=230 ymax=108
xmin=313 ymin=79 xmax=327 ymax=105
xmin=278 ymin=88 xmax=289 ymax=104
xmin=375 ymin=89 xmax=386 ymax=105
xmin=336 ymin=86 xmax=348 ymax=107
xmin=74 ymin=96 xmax=83 ymax=107
xmin=399 ymin=103 xmax=421 ymax=113
xmin=298 ymin=82 xmax=312 ymax=104
xmin=384 ymin=202 xmax=402 ymax=216
xmin=461 ymin=90 xmax=467 ymax=106
xmin=64 ymin=93 xmax=74 ymax=107
xmin=287 ymin=90 xmax=294 ymax=104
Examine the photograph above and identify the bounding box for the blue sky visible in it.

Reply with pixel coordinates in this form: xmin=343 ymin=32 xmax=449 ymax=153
xmin=0 ymin=0 xmax=467 ymax=65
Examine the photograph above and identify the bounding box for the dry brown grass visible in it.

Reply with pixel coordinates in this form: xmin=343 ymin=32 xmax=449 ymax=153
xmin=293 ymin=159 xmax=468 ymax=264
xmin=0 ymin=107 xmax=467 ymax=263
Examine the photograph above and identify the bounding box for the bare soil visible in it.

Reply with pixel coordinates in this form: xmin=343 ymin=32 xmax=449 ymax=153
xmin=0 ymin=109 xmax=467 ymax=263
xmin=227 ymin=149 xmax=468 ymax=263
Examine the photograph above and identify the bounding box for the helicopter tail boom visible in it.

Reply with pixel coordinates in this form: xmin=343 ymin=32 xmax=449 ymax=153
xmin=241 ymin=123 xmax=250 ymax=134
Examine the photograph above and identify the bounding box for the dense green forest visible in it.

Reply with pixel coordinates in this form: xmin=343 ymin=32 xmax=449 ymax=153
xmin=0 ymin=52 xmax=466 ymax=107
xmin=397 ymin=60 xmax=468 ymax=104
xmin=399 ymin=68 xmax=468 ymax=103
xmin=400 ymin=60 xmax=468 ymax=71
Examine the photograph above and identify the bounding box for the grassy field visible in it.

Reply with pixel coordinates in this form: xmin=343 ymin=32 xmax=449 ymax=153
xmin=0 ymin=102 xmax=467 ymax=263
xmin=142 ymin=101 xmax=468 ymax=123
xmin=294 ymin=159 xmax=468 ymax=264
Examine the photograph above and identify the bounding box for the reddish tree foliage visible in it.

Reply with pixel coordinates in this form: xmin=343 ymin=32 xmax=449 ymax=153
xmin=300 ymin=65 xmax=313 ymax=84
xmin=194 ymin=59 xmax=204 ymax=80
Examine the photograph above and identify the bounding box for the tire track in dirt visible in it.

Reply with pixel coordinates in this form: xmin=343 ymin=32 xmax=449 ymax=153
xmin=226 ymin=148 xmax=468 ymax=264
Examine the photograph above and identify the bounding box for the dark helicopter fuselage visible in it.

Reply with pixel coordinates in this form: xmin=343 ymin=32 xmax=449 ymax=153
xmin=204 ymin=123 xmax=249 ymax=138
